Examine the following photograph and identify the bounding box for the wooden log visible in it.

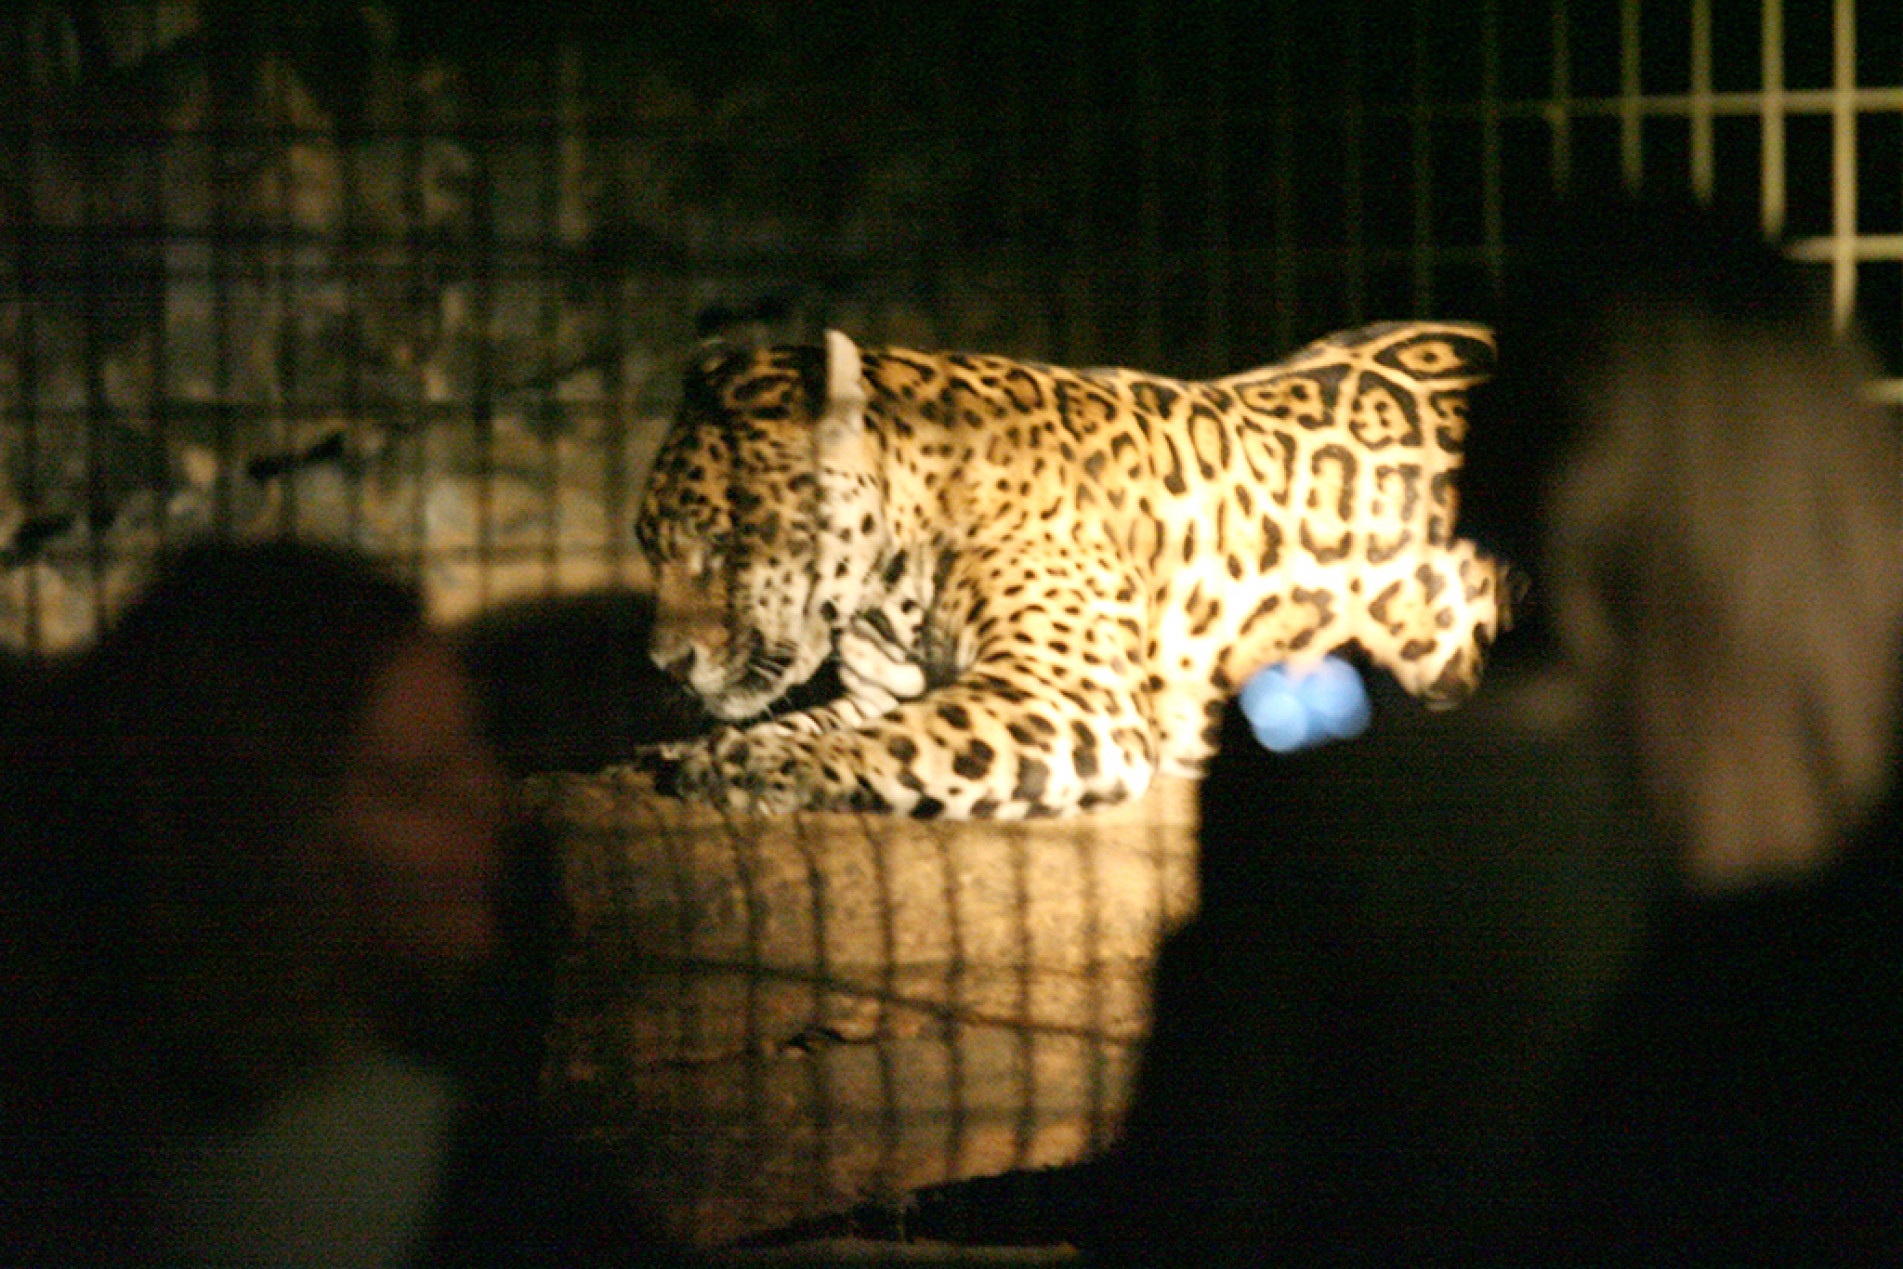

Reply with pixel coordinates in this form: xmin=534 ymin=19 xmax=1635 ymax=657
xmin=526 ymin=768 xmax=1199 ymax=1247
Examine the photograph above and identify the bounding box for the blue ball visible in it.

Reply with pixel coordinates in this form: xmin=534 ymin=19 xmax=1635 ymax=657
xmin=1298 ymin=656 xmax=1372 ymax=741
xmin=1238 ymin=656 xmax=1371 ymax=753
xmin=1239 ymin=670 xmax=1310 ymax=752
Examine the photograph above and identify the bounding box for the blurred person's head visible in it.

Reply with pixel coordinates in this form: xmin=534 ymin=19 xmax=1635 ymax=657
xmin=45 ymin=539 xmax=507 ymax=1122
xmin=1461 ymin=197 xmax=1903 ymax=889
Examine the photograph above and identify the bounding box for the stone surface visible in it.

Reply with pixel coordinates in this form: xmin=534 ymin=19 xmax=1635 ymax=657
xmin=526 ymin=768 xmax=1199 ymax=1248
xmin=0 ymin=6 xmax=1038 ymax=653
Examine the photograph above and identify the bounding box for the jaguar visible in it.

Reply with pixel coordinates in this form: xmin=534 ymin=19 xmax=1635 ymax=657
xmin=632 ymin=322 xmax=1512 ymax=817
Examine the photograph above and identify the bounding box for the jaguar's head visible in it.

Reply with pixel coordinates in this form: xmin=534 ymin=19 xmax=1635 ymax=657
xmin=634 ymin=331 xmax=884 ymax=721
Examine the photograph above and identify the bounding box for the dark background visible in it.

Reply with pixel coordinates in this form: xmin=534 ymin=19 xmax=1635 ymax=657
xmin=6 ymin=0 xmax=1896 ymax=382
xmin=4 ymin=3 xmax=1896 ymax=1249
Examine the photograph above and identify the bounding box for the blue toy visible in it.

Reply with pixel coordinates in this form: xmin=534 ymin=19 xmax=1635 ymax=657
xmin=1237 ymin=656 xmax=1372 ymax=754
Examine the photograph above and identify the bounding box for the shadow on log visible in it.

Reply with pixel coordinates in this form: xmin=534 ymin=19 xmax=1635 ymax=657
xmin=524 ymin=768 xmax=1199 ymax=1247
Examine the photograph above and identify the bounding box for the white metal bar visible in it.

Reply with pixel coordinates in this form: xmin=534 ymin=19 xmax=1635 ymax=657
xmin=1000 ymin=0 xmax=1030 ymax=348
xmin=1620 ymin=0 xmax=1643 ymax=188
xmin=1690 ymin=0 xmax=1714 ymax=198
xmin=1138 ymin=0 xmax=1163 ymax=366
xmin=1482 ymin=0 xmax=1505 ymax=281
xmin=1271 ymin=5 xmax=1297 ymax=350
xmin=1762 ymin=0 xmax=1786 ymax=235
xmin=1393 ymin=84 xmax=1903 ymax=120
xmin=1207 ymin=83 xmax=1903 ymax=136
xmin=1412 ymin=0 xmax=1435 ymax=313
xmin=1344 ymin=0 xmax=1367 ymax=323
xmin=1252 ymin=244 xmax=1524 ymax=269
xmin=1550 ymin=0 xmax=1572 ymax=191
xmin=1791 ymin=233 xmax=1903 ymax=260
xmin=1832 ymin=0 xmax=1858 ymax=330
xmin=1203 ymin=0 xmax=1231 ymax=371
xmin=1064 ymin=0 xmax=1095 ymax=361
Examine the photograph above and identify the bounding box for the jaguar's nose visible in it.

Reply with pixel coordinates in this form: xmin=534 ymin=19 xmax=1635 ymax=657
xmin=654 ymin=644 xmax=697 ymax=682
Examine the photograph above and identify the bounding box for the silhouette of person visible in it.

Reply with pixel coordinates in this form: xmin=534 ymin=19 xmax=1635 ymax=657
xmin=1085 ymin=197 xmax=1903 ymax=1264
xmin=2 ymin=539 xmax=696 ymax=1266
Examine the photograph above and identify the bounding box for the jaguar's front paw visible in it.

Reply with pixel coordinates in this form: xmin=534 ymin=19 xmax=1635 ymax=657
xmin=667 ymin=728 xmax=808 ymax=816
xmin=613 ymin=739 xmax=696 ymax=797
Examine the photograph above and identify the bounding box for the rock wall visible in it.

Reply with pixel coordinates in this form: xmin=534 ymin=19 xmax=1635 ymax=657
xmin=0 ymin=1 xmax=1046 ymax=649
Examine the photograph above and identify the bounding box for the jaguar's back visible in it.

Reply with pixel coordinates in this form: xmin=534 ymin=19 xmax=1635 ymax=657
xmin=1079 ymin=322 xmax=1508 ymax=772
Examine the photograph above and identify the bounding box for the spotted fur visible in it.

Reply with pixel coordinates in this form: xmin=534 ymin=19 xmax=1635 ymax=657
xmin=633 ymin=324 xmax=1511 ymax=817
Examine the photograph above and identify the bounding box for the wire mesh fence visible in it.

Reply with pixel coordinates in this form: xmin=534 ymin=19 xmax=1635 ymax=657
xmin=6 ymin=0 xmax=1902 ymax=1253
xmin=6 ymin=0 xmax=1901 ymax=650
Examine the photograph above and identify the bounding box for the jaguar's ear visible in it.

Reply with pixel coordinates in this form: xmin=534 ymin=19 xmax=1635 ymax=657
xmin=816 ymin=329 xmax=868 ymax=451
xmin=681 ymin=342 xmax=751 ymax=414
xmin=807 ymin=330 xmax=885 ymax=629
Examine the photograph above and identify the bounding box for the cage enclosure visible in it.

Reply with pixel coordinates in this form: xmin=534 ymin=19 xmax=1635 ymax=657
xmin=8 ymin=0 xmax=1903 ymax=1257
